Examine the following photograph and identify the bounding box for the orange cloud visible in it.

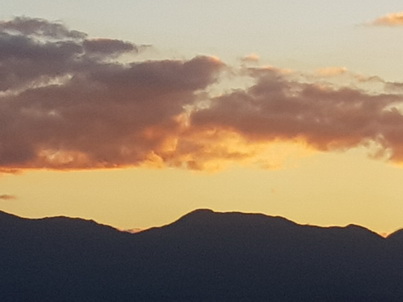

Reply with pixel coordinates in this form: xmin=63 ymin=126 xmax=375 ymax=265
xmin=315 ymin=67 xmax=347 ymax=77
xmin=240 ymin=53 xmax=260 ymax=63
xmin=161 ymin=128 xmax=270 ymax=171
xmin=371 ymin=12 xmax=403 ymax=26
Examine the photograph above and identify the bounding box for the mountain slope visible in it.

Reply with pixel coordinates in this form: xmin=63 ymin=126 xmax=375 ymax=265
xmin=0 ymin=209 xmax=402 ymax=301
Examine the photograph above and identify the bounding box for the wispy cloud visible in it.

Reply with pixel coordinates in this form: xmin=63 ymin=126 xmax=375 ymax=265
xmin=315 ymin=66 xmax=347 ymax=77
xmin=0 ymin=194 xmax=16 ymax=200
xmin=2 ymin=17 xmax=403 ymax=171
xmin=240 ymin=53 xmax=260 ymax=64
xmin=370 ymin=11 xmax=403 ymax=26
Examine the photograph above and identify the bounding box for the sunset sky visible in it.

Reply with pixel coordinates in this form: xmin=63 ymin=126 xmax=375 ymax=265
xmin=1 ymin=1 xmax=403 ymax=234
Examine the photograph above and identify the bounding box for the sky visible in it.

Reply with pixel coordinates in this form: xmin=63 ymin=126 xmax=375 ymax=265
xmin=1 ymin=1 xmax=403 ymax=234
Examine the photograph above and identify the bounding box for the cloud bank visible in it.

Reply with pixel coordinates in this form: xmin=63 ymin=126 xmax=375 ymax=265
xmin=1 ymin=17 xmax=403 ymax=171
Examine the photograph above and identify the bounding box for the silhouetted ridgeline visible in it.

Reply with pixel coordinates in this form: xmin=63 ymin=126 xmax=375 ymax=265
xmin=1 ymin=209 xmax=403 ymax=301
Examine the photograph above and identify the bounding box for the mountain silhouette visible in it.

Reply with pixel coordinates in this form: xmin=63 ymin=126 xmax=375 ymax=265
xmin=1 ymin=209 xmax=403 ymax=301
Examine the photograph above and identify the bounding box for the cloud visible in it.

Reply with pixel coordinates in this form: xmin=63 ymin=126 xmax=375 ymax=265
xmin=190 ymin=68 xmax=403 ymax=164
xmin=385 ymin=81 xmax=403 ymax=93
xmin=315 ymin=67 xmax=347 ymax=77
xmin=0 ymin=194 xmax=16 ymax=200
xmin=0 ymin=17 xmax=224 ymax=171
xmin=0 ymin=54 xmax=224 ymax=169
xmin=0 ymin=17 xmax=141 ymax=93
xmin=83 ymin=39 xmax=138 ymax=59
xmin=0 ymin=16 xmax=85 ymax=39
xmin=240 ymin=53 xmax=260 ymax=63
xmin=2 ymin=17 xmax=403 ymax=172
xmin=371 ymin=12 xmax=403 ymax=26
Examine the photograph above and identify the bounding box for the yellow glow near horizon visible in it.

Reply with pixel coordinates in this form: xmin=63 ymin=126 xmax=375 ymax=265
xmin=1 ymin=147 xmax=403 ymax=235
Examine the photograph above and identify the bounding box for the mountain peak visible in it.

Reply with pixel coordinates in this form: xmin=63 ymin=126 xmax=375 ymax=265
xmin=184 ymin=208 xmax=215 ymax=215
xmin=162 ymin=208 xmax=298 ymax=234
xmin=177 ymin=208 xmax=215 ymax=220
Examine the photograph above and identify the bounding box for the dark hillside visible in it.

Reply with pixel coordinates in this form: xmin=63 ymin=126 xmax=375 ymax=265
xmin=1 ymin=209 xmax=403 ymax=301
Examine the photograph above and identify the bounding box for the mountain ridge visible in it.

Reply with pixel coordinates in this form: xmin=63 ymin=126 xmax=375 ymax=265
xmin=0 ymin=208 xmax=400 ymax=237
xmin=1 ymin=208 xmax=403 ymax=301
xmin=140 ymin=208 xmax=386 ymax=240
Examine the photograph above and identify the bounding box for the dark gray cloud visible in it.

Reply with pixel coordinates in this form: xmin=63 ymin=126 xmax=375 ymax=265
xmin=0 ymin=17 xmax=138 ymax=92
xmin=83 ymin=39 xmax=137 ymax=57
xmin=0 ymin=17 xmax=86 ymax=39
